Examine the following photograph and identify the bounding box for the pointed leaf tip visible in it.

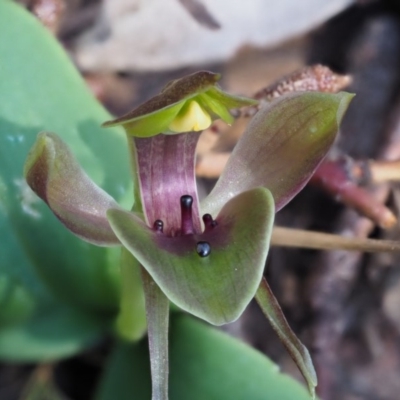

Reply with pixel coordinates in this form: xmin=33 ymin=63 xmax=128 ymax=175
xmin=24 ymin=132 xmax=121 ymax=246
xmin=202 ymin=91 xmax=354 ymax=216
xmin=335 ymin=91 xmax=355 ymax=125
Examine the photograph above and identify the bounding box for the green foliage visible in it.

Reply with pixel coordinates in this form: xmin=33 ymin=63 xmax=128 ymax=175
xmin=0 ymin=0 xmax=132 ymax=360
xmin=96 ymin=314 xmax=313 ymax=400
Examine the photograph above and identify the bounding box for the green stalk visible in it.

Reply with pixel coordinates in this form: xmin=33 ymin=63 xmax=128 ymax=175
xmin=141 ymin=268 xmax=170 ymax=400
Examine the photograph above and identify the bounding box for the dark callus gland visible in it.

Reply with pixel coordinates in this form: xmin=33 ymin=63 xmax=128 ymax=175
xmin=196 ymin=241 xmax=211 ymax=257
xmin=180 ymin=195 xmax=193 ymax=209
xmin=154 ymin=219 xmax=164 ymax=233
xmin=181 ymin=195 xmax=194 ymax=235
xmin=203 ymin=213 xmax=218 ymax=230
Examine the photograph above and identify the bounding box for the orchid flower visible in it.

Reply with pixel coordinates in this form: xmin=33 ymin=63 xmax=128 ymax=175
xmin=24 ymin=71 xmax=353 ymax=400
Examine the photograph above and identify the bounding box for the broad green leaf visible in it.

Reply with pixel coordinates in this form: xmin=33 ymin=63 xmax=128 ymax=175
xmin=202 ymin=91 xmax=354 ymax=216
xmin=107 ymin=188 xmax=275 ymax=325
xmin=95 ymin=338 xmax=152 ymax=400
xmin=0 ymin=274 xmax=36 ymax=327
xmin=0 ymin=1 xmax=135 ymax=358
xmin=0 ymin=302 xmax=106 ymax=362
xmin=95 ymin=314 xmax=313 ymax=400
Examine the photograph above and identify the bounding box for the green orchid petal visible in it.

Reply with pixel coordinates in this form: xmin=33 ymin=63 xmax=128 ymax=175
xmin=107 ymin=187 xmax=275 ymax=326
xmin=197 ymin=93 xmax=234 ymax=124
xmin=202 ymin=91 xmax=354 ymax=216
xmin=106 ymin=102 xmax=186 ymax=138
xmin=203 ymin=86 xmax=258 ymax=123
xmin=103 ymin=71 xmax=257 ymax=137
xmin=24 ymin=132 xmax=121 ymax=246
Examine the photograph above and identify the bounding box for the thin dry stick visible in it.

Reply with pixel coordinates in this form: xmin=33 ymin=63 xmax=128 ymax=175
xmin=271 ymin=226 xmax=400 ymax=252
xmin=369 ymin=160 xmax=400 ymax=183
xmin=333 ymin=158 xmax=400 ymax=184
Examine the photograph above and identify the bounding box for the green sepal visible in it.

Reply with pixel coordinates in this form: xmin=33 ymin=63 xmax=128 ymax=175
xmin=197 ymin=93 xmax=234 ymax=124
xmin=202 ymin=91 xmax=354 ymax=216
xmin=24 ymin=132 xmax=121 ymax=246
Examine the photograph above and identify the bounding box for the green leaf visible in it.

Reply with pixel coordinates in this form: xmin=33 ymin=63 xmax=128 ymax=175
xmin=0 ymin=302 xmax=106 ymax=362
xmin=95 ymin=314 xmax=313 ymax=400
xmin=0 ymin=1 xmax=135 ymax=358
xmin=0 ymin=274 xmax=36 ymax=327
xmin=202 ymin=91 xmax=354 ymax=216
xmin=107 ymin=188 xmax=275 ymax=325
xmin=95 ymin=338 xmax=152 ymax=400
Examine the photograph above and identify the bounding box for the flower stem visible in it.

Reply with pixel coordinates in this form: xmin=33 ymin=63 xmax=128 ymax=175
xmin=141 ymin=268 xmax=170 ymax=400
